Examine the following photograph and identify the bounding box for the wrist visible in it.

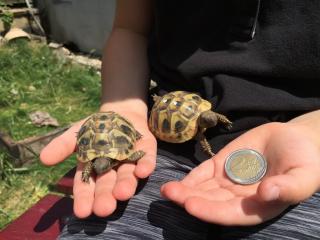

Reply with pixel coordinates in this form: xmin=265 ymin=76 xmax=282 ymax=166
xmin=99 ymin=98 xmax=148 ymax=119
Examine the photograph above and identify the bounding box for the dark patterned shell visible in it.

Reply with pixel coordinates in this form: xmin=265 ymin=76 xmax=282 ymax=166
xmin=77 ymin=112 xmax=138 ymax=163
xmin=148 ymin=91 xmax=211 ymax=143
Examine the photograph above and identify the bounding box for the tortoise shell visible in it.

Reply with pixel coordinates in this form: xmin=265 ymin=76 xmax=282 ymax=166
xmin=77 ymin=111 xmax=138 ymax=163
xmin=148 ymin=91 xmax=212 ymax=143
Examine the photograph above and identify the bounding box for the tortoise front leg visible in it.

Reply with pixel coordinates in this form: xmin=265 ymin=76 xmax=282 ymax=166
xmin=196 ymin=132 xmax=215 ymax=157
xmin=127 ymin=150 xmax=145 ymax=162
xmin=82 ymin=161 xmax=93 ymax=183
xmin=216 ymin=113 xmax=232 ymax=130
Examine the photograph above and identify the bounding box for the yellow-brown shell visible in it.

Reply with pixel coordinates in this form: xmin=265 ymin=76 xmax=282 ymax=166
xmin=77 ymin=112 xmax=138 ymax=163
xmin=148 ymin=91 xmax=212 ymax=143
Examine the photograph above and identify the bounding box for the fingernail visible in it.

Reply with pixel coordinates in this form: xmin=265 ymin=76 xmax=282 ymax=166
xmin=266 ymin=186 xmax=280 ymax=201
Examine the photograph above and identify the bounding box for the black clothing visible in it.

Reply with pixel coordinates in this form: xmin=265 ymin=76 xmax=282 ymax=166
xmin=148 ymin=0 xmax=320 ymax=164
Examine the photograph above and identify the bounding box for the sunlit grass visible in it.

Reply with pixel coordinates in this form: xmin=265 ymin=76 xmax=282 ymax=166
xmin=0 ymin=40 xmax=100 ymax=140
xmin=0 ymin=40 xmax=101 ymax=229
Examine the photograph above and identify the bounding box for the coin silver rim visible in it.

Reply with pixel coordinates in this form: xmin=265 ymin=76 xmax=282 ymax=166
xmin=224 ymin=149 xmax=267 ymax=185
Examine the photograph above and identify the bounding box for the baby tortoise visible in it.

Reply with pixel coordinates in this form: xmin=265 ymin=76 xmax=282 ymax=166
xmin=148 ymin=91 xmax=232 ymax=157
xmin=77 ymin=111 xmax=145 ymax=183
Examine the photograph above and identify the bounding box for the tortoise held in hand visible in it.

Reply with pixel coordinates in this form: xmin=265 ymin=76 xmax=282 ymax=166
xmin=148 ymin=91 xmax=232 ymax=157
xmin=77 ymin=111 xmax=145 ymax=183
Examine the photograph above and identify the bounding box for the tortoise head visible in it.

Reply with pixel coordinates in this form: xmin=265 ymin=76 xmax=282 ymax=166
xmin=198 ymin=110 xmax=218 ymax=129
xmin=93 ymin=157 xmax=117 ymax=175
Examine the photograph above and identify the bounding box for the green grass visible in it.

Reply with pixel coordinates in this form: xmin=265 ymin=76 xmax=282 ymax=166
xmin=0 ymin=40 xmax=101 ymax=229
xmin=0 ymin=40 xmax=101 ymax=140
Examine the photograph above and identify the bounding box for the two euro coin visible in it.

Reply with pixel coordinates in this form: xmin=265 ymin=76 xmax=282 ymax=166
xmin=225 ymin=149 xmax=267 ymax=185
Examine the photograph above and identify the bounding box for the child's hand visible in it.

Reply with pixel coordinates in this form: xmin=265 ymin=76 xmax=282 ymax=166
xmin=40 ymin=109 xmax=157 ymax=218
xmin=161 ymin=122 xmax=320 ymax=226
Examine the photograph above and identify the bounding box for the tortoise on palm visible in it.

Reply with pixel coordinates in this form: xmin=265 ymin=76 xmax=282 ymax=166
xmin=148 ymin=91 xmax=232 ymax=157
xmin=77 ymin=111 xmax=145 ymax=183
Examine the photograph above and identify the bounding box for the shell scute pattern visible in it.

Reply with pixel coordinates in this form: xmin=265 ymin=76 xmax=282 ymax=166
xmin=154 ymin=98 xmax=170 ymax=114
xmin=149 ymin=91 xmax=212 ymax=143
xmin=77 ymin=112 xmax=138 ymax=163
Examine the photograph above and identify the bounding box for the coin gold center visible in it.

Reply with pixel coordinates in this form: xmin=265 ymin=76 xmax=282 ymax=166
xmin=230 ymin=154 xmax=261 ymax=180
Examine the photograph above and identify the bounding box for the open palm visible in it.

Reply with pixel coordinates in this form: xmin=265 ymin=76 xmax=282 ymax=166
xmin=161 ymin=122 xmax=320 ymax=226
xmin=40 ymin=110 xmax=157 ymax=218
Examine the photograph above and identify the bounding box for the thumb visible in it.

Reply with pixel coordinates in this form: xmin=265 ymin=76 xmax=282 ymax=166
xmin=40 ymin=122 xmax=81 ymax=165
xmin=258 ymin=167 xmax=320 ymax=204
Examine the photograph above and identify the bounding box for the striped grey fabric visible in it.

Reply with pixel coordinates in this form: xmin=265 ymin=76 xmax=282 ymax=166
xmin=59 ymin=155 xmax=320 ymax=240
xmin=217 ymin=192 xmax=320 ymax=239
xmin=59 ymin=155 xmax=210 ymax=240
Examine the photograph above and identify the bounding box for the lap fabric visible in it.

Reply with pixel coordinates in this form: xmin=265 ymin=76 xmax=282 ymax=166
xmin=59 ymin=155 xmax=320 ymax=240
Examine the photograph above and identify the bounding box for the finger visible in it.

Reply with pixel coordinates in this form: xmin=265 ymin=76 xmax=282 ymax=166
xmin=93 ymin=169 xmax=117 ymax=217
xmin=161 ymin=181 xmax=197 ymax=206
xmin=40 ymin=122 xmax=83 ymax=165
xmin=73 ymin=163 xmax=95 ymax=218
xmin=135 ymin=154 xmax=156 ymax=178
xmin=134 ymin=134 xmax=157 ymax=178
xmin=184 ymin=196 xmax=286 ymax=226
xmin=161 ymin=181 xmax=234 ymax=206
xmin=180 ymin=159 xmax=215 ymax=187
xmin=112 ymin=163 xmax=138 ymax=201
xmin=258 ymin=167 xmax=320 ymax=204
